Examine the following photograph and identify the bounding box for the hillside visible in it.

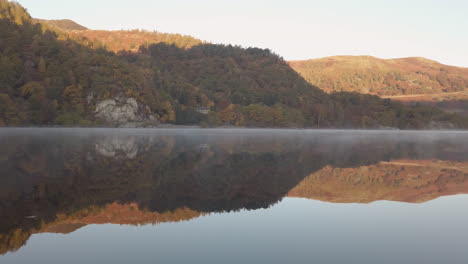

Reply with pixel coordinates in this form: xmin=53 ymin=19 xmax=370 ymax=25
xmin=33 ymin=18 xmax=88 ymax=31
xmin=1 ymin=0 xmax=468 ymax=129
xmin=289 ymin=56 xmax=468 ymax=96
xmin=68 ymin=29 xmax=203 ymax=51
xmin=32 ymin=18 xmax=203 ymax=51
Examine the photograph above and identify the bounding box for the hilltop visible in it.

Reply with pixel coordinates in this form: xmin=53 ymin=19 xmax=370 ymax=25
xmin=289 ymin=56 xmax=468 ymax=97
xmin=67 ymin=29 xmax=203 ymax=51
xmin=32 ymin=18 xmax=202 ymax=51
xmin=33 ymin=18 xmax=88 ymax=31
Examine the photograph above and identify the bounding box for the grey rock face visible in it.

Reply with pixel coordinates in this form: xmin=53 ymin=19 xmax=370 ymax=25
xmin=95 ymin=97 xmax=157 ymax=127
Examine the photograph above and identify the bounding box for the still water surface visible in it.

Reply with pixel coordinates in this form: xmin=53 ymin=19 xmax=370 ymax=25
xmin=1 ymin=128 xmax=468 ymax=264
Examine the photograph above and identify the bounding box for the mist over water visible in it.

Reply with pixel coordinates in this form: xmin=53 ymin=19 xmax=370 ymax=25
xmin=1 ymin=128 xmax=468 ymax=264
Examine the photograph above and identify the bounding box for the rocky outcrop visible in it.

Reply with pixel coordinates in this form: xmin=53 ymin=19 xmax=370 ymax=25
xmin=95 ymin=97 xmax=158 ymax=127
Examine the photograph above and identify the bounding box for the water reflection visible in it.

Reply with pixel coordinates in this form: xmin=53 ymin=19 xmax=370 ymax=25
xmin=1 ymin=128 xmax=468 ymax=255
xmin=289 ymin=160 xmax=468 ymax=203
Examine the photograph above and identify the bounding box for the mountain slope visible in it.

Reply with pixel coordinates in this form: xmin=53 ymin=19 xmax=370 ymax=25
xmin=1 ymin=0 xmax=468 ymax=129
xmin=289 ymin=56 xmax=468 ymax=96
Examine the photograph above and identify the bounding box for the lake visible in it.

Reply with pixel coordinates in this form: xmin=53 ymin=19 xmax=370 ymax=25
xmin=1 ymin=128 xmax=468 ymax=264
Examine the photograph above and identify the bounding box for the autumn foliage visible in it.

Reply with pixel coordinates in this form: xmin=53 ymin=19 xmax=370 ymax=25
xmin=1 ymin=0 xmax=468 ymax=129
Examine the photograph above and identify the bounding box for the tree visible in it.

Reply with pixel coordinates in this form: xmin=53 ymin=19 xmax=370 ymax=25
xmin=38 ymin=57 xmax=46 ymax=73
xmin=63 ymin=84 xmax=83 ymax=113
xmin=20 ymin=82 xmax=45 ymax=99
xmin=217 ymin=104 xmax=244 ymax=126
xmin=0 ymin=93 xmax=18 ymax=125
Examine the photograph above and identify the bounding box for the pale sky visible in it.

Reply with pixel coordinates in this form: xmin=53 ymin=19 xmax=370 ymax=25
xmin=16 ymin=0 xmax=468 ymax=67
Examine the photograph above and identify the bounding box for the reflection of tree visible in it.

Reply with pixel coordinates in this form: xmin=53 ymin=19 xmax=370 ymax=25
xmin=1 ymin=130 xmax=468 ymax=254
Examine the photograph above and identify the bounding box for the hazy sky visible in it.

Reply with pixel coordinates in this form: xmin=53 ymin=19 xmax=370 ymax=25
xmin=17 ymin=0 xmax=468 ymax=67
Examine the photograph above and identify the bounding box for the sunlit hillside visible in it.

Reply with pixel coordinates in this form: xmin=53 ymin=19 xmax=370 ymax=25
xmin=34 ymin=18 xmax=88 ymax=31
xmin=35 ymin=19 xmax=203 ymax=50
xmin=289 ymin=56 xmax=468 ymax=96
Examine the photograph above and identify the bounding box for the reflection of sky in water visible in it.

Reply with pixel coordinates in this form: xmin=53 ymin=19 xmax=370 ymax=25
xmin=4 ymin=195 xmax=468 ymax=264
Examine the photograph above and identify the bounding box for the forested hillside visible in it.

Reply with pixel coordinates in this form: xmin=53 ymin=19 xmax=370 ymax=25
xmin=1 ymin=0 xmax=468 ymax=129
xmin=289 ymin=56 xmax=468 ymax=96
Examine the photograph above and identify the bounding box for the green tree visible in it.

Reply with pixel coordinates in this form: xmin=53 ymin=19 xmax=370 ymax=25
xmin=20 ymin=82 xmax=45 ymax=99
xmin=63 ymin=84 xmax=83 ymax=113
xmin=0 ymin=93 xmax=18 ymax=125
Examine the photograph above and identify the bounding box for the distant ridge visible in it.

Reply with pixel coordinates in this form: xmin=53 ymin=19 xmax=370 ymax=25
xmin=34 ymin=18 xmax=88 ymax=31
xmin=289 ymin=56 xmax=468 ymax=97
xmin=33 ymin=18 xmax=202 ymax=51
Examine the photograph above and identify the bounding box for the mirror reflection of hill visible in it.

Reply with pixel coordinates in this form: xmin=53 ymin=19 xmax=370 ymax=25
xmin=1 ymin=129 xmax=468 ymax=254
xmin=289 ymin=160 xmax=468 ymax=203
